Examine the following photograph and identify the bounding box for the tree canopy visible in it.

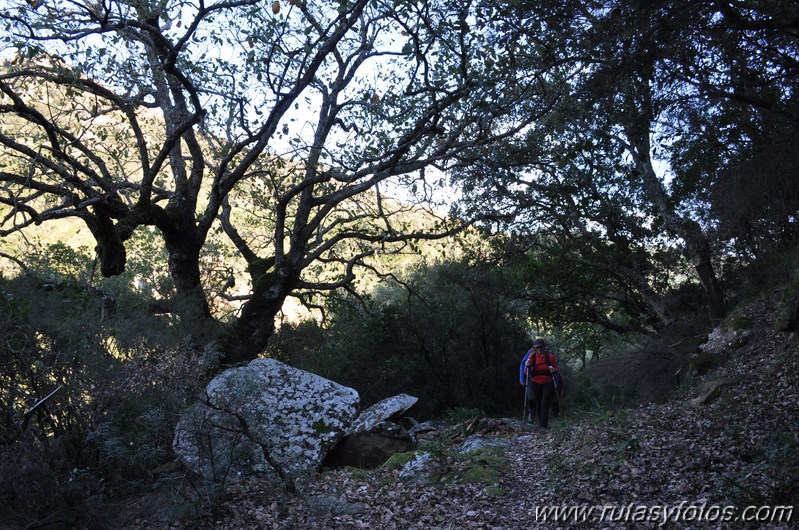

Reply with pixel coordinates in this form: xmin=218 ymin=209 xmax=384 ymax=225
xmin=1 ymin=0 xmax=798 ymax=358
xmin=1 ymin=0 xmax=561 ymax=362
xmin=452 ymin=0 xmax=799 ymax=328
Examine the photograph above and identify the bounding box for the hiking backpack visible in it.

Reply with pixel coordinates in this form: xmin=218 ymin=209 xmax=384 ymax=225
xmin=520 ymin=349 xmax=567 ymax=398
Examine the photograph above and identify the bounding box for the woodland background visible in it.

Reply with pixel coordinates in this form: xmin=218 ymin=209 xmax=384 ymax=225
xmin=1 ymin=0 xmax=798 ymax=527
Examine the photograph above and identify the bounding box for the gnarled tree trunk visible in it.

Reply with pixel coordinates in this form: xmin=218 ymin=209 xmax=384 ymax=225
xmin=627 ymin=131 xmax=727 ymax=323
xmin=214 ymin=254 xmax=298 ymax=364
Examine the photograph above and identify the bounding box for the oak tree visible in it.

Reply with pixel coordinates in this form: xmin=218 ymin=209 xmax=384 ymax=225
xmin=0 ymin=0 xmax=552 ymax=363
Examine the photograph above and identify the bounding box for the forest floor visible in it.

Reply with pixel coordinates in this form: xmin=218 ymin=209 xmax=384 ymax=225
xmin=123 ymin=295 xmax=798 ymax=530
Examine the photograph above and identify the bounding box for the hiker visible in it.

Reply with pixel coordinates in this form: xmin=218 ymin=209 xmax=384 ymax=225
xmin=519 ymin=338 xmax=561 ymax=422
xmin=520 ymin=337 xmax=560 ymax=429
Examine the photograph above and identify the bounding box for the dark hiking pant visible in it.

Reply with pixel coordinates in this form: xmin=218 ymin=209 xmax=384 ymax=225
xmin=524 ymin=382 xmax=536 ymax=422
xmin=532 ymin=381 xmax=556 ymax=429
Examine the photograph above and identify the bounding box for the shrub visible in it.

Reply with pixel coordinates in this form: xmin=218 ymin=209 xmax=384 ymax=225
xmin=268 ymin=260 xmax=530 ymax=418
xmin=0 ymin=270 xmax=209 ymax=528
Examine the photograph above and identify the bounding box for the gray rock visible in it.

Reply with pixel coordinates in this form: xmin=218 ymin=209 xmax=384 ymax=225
xmin=347 ymin=393 xmax=418 ymax=434
xmin=173 ymin=359 xmax=359 ymax=480
xmin=690 ymin=379 xmax=726 ymax=407
xmin=325 ymin=394 xmax=419 ymax=469
xmin=407 ymin=420 xmax=443 ymax=440
xmin=397 ymin=451 xmax=442 ymax=484
xmin=700 ymin=327 xmax=751 ymax=354
xmin=457 ymin=434 xmax=514 ymax=454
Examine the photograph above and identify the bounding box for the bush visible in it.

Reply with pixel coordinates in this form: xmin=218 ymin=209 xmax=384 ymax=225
xmin=582 ymin=329 xmax=700 ymax=406
xmin=0 ymin=271 xmax=209 ymax=528
xmin=268 ymin=260 xmax=530 ymax=418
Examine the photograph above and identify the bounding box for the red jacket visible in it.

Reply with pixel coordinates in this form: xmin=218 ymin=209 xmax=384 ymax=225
xmin=524 ymin=350 xmax=559 ymax=385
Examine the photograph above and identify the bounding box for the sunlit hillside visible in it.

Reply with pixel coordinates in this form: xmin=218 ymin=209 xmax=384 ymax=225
xmin=0 ymin=55 xmax=470 ymax=319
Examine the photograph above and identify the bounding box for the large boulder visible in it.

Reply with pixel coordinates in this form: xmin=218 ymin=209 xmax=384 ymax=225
xmin=324 ymin=393 xmax=419 ymax=469
xmin=173 ymin=359 xmax=359 ymax=480
xmin=347 ymin=393 xmax=418 ymax=435
xmin=700 ymin=326 xmax=751 ymax=355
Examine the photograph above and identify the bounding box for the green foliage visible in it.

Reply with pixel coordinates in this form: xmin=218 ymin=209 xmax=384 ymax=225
xmin=0 ymin=268 xmax=209 ymax=528
xmin=23 ymin=241 xmax=96 ymax=282
xmin=440 ymin=407 xmax=486 ymax=424
xmin=269 ymin=259 xmax=530 ymax=418
xmin=717 ymin=476 xmax=766 ymax=508
xmin=715 ymin=409 xmax=799 ymax=507
xmin=758 ymin=430 xmax=799 ymax=504
xmin=2 ymin=0 xmax=548 ymax=364
xmin=775 ymin=284 xmax=799 ymax=332
xmin=611 ymin=435 xmax=641 ymax=465
xmin=115 ymin=227 xmax=174 ymax=299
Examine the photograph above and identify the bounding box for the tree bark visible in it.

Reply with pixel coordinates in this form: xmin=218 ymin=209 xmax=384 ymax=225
xmin=220 ymin=258 xmax=296 ymax=365
xmin=627 ymin=132 xmax=727 ymax=323
xmin=158 ymin=210 xmax=225 ymax=348
xmin=222 ymin=290 xmax=284 ymax=365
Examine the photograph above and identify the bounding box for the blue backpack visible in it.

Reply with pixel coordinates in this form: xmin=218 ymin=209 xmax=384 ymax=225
xmin=519 ymin=349 xmax=566 ymax=397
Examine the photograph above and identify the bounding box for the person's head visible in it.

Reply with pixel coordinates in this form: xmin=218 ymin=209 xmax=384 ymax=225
xmin=532 ymin=338 xmax=546 ymax=352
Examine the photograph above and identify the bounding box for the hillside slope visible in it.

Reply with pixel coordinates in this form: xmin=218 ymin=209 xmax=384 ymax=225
xmin=119 ymin=292 xmax=798 ymax=530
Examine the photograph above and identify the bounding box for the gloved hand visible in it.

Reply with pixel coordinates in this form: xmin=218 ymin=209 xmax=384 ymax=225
xmin=525 ymin=359 xmax=532 ymax=367
xmin=549 ymin=366 xmax=555 ymax=373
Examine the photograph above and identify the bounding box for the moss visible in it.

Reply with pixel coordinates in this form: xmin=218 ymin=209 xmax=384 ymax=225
xmin=779 ymin=284 xmax=799 ymax=304
xmin=462 ymin=465 xmax=500 ymax=484
xmin=486 ymin=487 xmax=506 ymax=497
xmin=246 ymin=256 xmax=275 ymax=277
xmin=459 ymin=450 xmax=510 ymax=485
xmin=247 ymin=256 xmax=277 ymax=290
xmin=728 ymin=316 xmax=753 ymax=330
xmin=382 ymin=451 xmax=420 ymax=470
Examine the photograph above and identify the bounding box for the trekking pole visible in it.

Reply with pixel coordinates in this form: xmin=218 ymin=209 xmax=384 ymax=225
xmin=524 ymin=367 xmax=533 ymax=432
xmin=552 ymin=371 xmax=563 ymax=421
xmin=522 ymin=368 xmax=528 ymax=427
